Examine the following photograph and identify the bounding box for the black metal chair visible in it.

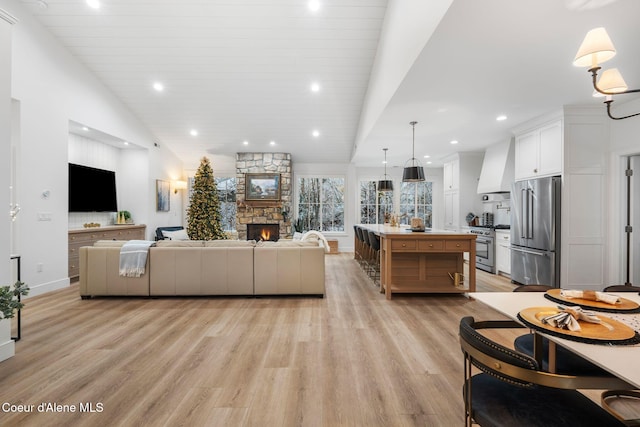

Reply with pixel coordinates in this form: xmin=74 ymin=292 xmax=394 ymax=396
xmin=512 ymin=284 xmax=610 ymax=376
xmin=513 ymin=284 xmax=554 ymax=292
xmin=460 ymin=316 xmax=629 ymax=427
xmin=603 ymin=285 xmax=640 ymax=293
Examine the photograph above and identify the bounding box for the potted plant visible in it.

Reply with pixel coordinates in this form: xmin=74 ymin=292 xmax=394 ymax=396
xmin=117 ymin=210 xmax=132 ymax=224
xmin=0 ymin=281 xmax=29 ymax=320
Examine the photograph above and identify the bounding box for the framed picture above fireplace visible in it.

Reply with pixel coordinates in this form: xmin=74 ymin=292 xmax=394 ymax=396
xmin=245 ymin=173 xmax=281 ymax=201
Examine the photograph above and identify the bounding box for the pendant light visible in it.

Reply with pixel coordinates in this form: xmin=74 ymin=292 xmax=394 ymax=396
xmin=377 ymin=148 xmax=393 ymax=192
xmin=402 ymin=121 xmax=425 ymax=182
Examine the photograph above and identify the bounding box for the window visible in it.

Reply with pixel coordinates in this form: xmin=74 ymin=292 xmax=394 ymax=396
xmin=187 ymin=176 xmax=237 ymax=232
xmin=297 ymin=176 xmax=345 ymax=232
xmin=399 ymin=181 xmax=432 ymax=227
xmin=216 ymin=177 xmax=237 ymax=231
xmin=360 ymin=180 xmax=394 ymax=224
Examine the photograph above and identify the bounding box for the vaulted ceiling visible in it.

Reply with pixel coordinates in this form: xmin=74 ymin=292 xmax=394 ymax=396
xmin=20 ymin=0 xmax=640 ymax=169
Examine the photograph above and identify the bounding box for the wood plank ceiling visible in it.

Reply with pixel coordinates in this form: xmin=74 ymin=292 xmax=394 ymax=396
xmin=20 ymin=0 xmax=388 ymax=168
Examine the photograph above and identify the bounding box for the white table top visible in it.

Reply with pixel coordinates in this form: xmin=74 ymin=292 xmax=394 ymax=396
xmin=471 ymin=291 xmax=640 ymax=388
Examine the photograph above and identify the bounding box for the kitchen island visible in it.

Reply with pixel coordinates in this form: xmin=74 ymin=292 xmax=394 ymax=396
xmin=360 ymin=224 xmax=476 ymax=299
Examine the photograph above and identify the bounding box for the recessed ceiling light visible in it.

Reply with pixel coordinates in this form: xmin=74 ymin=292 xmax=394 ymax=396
xmin=153 ymin=82 xmax=164 ymax=92
xmin=270 ymin=141 xmax=276 ymax=146
xmin=86 ymin=0 xmax=100 ymax=9
xmin=82 ymin=126 xmax=89 ymax=131
xmin=423 ymin=155 xmax=430 ymax=158
xmin=190 ymin=129 xmax=198 ymax=136
xmin=426 ymin=161 xmax=432 ymax=165
xmin=123 ymin=141 xmax=129 ymax=146
xmin=312 ymin=130 xmax=320 ymax=138
xmin=310 ymin=82 xmax=320 ymax=93
xmin=496 ymin=115 xmax=507 ymax=121
xmin=308 ymin=1 xmax=321 ymax=12
xmin=450 ymin=140 xmax=459 ymax=145
xmin=243 ymin=140 xmax=249 ymax=146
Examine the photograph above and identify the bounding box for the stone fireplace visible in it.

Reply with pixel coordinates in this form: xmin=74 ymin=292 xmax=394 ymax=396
xmin=246 ymin=224 xmax=279 ymax=241
xmin=236 ymin=153 xmax=292 ymax=240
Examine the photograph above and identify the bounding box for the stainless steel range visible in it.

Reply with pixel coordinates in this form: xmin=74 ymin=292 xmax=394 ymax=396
xmin=469 ymin=226 xmax=495 ymax=273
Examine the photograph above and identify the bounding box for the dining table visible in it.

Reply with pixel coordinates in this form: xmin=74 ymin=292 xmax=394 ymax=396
xmin=471 ymin=291 xmax=640 ymax=389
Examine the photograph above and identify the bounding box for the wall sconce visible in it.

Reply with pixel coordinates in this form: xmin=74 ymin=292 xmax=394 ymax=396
xmin=573 ymin=27 xmax=640 ymax=120
xmin=173 ymin=180 xmax=187 ymax=194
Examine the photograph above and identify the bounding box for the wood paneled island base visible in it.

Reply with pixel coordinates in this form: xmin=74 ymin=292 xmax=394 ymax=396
xmin=360 ymin=225 xmax=477 ymax=299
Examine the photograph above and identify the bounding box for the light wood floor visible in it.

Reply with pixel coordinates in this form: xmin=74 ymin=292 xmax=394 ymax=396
xmin=1 ymin=255 xmax=522 ymax=426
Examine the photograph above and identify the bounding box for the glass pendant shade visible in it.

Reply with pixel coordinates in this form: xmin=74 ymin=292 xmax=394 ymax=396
xmin=573 ymin=27 xmax=616 ymax=68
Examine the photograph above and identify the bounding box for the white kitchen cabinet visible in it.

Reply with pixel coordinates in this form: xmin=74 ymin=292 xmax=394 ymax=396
xmin=443 ymin=153 xmax=483 ymax=231
xmin=495 ymin=230 xmax=511 ymax=276
xmin=514 ymin=119 xmax=562 ymax=181
xmin=443 ymin=158 xmax=459 ymax=191
xmin=444 ymin=191 xmax=458 ymax=230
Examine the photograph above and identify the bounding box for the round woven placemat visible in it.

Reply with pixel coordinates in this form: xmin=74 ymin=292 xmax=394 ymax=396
xmin=517 ymin=306 xmax=640 ymax=346
xmin=544 ymin=289 xmax=640 ymax=313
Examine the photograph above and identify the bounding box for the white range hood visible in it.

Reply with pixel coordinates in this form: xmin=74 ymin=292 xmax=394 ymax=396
xmin=477 ymin=138 xmax=514 ymax=194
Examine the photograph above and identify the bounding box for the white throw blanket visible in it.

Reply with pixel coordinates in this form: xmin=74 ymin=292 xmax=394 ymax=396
xmin=119 ymin=240 xmax=155 ymax=277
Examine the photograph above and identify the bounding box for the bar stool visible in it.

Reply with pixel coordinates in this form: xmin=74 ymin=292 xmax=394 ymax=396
xmin=367 ymin=230 xmax=381 ymax=285
xmin=353 ymin=225 xmax=361 ymax=262
xmin=355 ymin=226 xmax=366 ymax=268
xmin=361 ymin=228 xmax=372 ymax=274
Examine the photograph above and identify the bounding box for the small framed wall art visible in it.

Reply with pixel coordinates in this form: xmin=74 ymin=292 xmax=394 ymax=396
xmin=245 ymin=173 xmax=281 ymax=201
xmin=156 ymin=179 xmax=170 ymax=212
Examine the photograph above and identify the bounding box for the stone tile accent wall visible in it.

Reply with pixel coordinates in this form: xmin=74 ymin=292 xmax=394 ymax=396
xmin=236 ymin=153 xmax=292 ymax=240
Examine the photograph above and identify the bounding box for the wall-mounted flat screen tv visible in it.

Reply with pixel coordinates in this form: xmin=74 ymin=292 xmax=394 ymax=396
xmin=68 ymin=163 xmax=118 ymax=212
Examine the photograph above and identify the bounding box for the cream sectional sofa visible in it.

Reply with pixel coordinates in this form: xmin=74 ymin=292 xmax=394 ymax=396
xmin=79 ymin=239 xmax=325 ymax=298
xmin=254 ymin=241 xmax=325 ymax=295
xmin=150 ymin=240 xmax=254 ymax=296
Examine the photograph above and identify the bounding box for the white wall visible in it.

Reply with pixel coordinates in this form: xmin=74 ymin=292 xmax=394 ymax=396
xmin=0 ymin=8 xmax=16 ymax=361
xmin=2 ymin=0 xmax=183 ymax=296
xmin=606 ymin=97 xmax=640 ymax=285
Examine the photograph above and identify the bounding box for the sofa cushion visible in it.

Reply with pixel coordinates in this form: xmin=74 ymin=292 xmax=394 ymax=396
xmin=93 ymin=240 xmax=127 ymax=247
xmin=155 ymin=240 xmax=205 ymax=247
xmin=204 ymin=240 xmax=255 ymax=247
xmin=259 ymin=241 xmax=320 ymax=247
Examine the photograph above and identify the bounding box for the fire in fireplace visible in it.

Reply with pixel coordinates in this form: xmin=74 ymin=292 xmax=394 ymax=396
xmin=247 ymin=224 xmax=279 ymax=242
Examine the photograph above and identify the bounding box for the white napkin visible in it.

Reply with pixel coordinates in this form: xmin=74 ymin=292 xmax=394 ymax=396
xmin=560 ymin=290 xmax=620 ymax=305
xmin=540 ymin=306 xmax=605 ymax=332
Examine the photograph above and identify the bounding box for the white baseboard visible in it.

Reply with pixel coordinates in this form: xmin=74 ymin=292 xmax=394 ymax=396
xmin=24 ymin=277 xmax=70 ymax=299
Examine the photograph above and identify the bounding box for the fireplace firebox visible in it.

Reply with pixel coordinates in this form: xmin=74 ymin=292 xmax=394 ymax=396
xmin=246 ymin=224 xmax=279 ymax=242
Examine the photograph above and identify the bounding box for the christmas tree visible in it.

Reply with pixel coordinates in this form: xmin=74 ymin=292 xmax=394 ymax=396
xmin=186 ymin=157 xmax=227 ymax=240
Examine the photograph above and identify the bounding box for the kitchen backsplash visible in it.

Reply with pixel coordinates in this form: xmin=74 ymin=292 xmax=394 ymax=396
xmin=482 ymin=200 xmax=511 ymax=226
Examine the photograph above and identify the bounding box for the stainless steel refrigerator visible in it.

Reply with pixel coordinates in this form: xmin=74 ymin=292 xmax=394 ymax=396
xmin=510 ymin=176 xmax=561 ymax=287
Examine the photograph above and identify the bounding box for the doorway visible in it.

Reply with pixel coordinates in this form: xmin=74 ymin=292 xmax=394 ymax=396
xmin=625 ymin=155 xmax=640 ymax=285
